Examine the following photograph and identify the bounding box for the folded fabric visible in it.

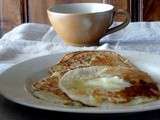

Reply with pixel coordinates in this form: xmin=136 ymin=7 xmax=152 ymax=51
xmin=0 ymin=22 xmax=160 ymax=73
xmin=0 ymin=23 xmax=97 ymax=69
xmin=101 ymin=22 xmax=160 ymax=43
xmin=100 ymin=22 xmax=160 ymax=54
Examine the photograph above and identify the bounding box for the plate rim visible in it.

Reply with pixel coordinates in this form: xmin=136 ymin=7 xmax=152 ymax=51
xmin=0 ymin=50 xmax=160 ymax=114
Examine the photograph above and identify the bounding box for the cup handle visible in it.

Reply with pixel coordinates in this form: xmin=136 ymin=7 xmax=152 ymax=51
xmin=105 ymin=9 xmax=130 ymax=35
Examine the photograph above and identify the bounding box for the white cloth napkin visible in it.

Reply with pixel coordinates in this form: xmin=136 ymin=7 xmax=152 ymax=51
xmin=100 ymin=22 xmax=160 ymax=53
xmin=1 ymin=22 xmax=160 ymax=73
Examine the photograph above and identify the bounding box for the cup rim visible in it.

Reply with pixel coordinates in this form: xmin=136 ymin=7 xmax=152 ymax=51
xmin=47 ymin=3 xmax=114 ymax=15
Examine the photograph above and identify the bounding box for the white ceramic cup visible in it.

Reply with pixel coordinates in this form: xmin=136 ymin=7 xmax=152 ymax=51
xmin=48 ymin=3 xmax=130 ymax=46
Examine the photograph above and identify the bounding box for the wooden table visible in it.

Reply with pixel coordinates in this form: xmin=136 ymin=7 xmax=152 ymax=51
xmin=0 ymin=96 xmax=160 ymax=120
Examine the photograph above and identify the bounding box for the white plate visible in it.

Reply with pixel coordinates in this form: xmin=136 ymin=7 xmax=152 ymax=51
xmin=0 ymin=50 xmax=160 ymax=114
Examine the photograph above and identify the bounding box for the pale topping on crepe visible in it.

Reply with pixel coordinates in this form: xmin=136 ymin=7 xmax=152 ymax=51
xmin=85 ymin=76 xmax=131 ymax=91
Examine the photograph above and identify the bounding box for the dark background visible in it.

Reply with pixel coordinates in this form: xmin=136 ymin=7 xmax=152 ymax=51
xmin=1 ymin=96 xmax=160 ymax=120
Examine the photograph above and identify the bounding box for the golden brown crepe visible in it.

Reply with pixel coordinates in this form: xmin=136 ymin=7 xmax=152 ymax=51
xmin=32 ymin=51 xmax=160 ymax=106
xmin=48 ymin=51 xmax=136 ymax=75
xmin=59 ymin=66 xmax=160 ymax=106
